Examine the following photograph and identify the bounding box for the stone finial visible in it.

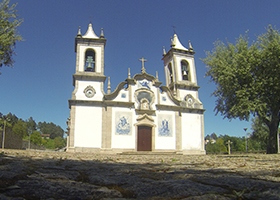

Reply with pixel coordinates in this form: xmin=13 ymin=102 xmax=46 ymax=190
xmin=77 ymin=26 xmax=82 ymax=37
xmin=163 ymin=46 xmax=166 ymax=56
xmin=100 ymin=28 xmax=104 ymax=38
xmin=171 ymin=37 xmax=175 ymax=47
xmin=128 ymin=68 xmax=131 ymax=79
xmin=107 ymin=77 xmax=111 ymax=94
xmin=156 ymin=71 xmax=159 ymax=81
xmin=189 ymin=40 xmax=194 ymax=51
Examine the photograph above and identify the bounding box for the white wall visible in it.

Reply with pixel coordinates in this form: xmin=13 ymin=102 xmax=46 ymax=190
xmin=181 ymin=113 xmax=202 ymax=150
xmin=74 ymin=105 xmax=102 ymax=148
xmin=74 ymin=81 xmax=103 ymax=101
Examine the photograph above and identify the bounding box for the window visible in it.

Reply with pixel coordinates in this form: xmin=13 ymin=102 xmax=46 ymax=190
xmin=84 ymin=49 xmax=95 ymax=72
xmin=168 ymin=63 xmax=173 ymax=83
xmin=181 ymin=60 xmax=190 ymax=81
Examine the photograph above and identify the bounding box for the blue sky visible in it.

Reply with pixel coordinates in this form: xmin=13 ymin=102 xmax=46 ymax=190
xmin=0 ymin=0 xmax=279 ymax=138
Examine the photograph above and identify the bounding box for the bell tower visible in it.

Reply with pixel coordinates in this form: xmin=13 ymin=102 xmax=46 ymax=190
xmin=75 ymin=23 xmax=106 ymax=74
xmin=71 ymin=23 xmax=107 ymax=101
xmin=162 ymin=33 xmax=199 ymax=100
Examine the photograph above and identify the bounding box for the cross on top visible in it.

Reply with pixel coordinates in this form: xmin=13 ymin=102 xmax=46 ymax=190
xmin=139 ymin=57 xmax=147 ymax=73
xmin=172 ymin=25 xmax=176 ymax=34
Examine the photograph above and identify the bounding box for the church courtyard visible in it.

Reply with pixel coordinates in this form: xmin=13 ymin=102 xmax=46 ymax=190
xmin=0 ymin=149 xmax=280 ymax=199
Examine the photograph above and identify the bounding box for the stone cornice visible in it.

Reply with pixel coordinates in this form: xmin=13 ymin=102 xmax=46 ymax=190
xmin=133 ymin=72 xmax=156 ymax=82
xmin=135 ymin=109 xmax=156 ymax=115
xmin=156 ymin=104 xmax=205 ymax=114
xmin=162 ymin=48 xmax=195 ymax=61
xmin=68 ymin=99 xmax=134 ymax=108
xmin=176 ymin=82 xmax=200 ymax=91
xmin=73 ymin=73 xmax=106 ymax=86
xmin=75 ymin=37 xmax=106 ymax=52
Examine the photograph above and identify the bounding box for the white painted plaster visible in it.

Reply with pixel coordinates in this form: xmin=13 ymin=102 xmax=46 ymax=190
xmin=74 ymin=106 xmax=102 ymax=148
xmin=181 ymin=113 xmax=202 ymax=150
xmin=74 ymin=81 xmax=104 ymax=101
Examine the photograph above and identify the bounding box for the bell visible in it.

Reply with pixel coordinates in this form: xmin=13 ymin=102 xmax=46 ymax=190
xmin=85 ymin=56 xmax=94 ymax=71
xmin=86 ymin=62 xmax=93 ymax=71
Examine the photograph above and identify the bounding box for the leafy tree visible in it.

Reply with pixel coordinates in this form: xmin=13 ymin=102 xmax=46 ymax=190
xmin=250 ymin=117 xmax=269 ymax=150
xmin=205 ymin=134 xmax=211 ymax=140
xmin=45 ymin=139 xmax=55 ymax=149
xmin=206 ymin=138 xmax=227 ymax=154
xmin=0 ymin=0 xmax=22 ymax=73
xmin=202 ymin=25 xmax=280 ymax=154
xmin=37 ymin=121 xmax=64 ymax=139
xmin=12 ymin=119 xmax=27 ymax=138
xmin=210 ymin=133 xmax=218 ymax=140
xmin=30 ymin=130 xmax=42 ymax=145
xmin=26 ymin=117 xmax=36 ymax=132
xmin=5 ymin=112 xmax=18 ymax=125
xmin=0 ymin=114 xmax=12 ymax=132
xmin=54 ymin=137 xmax=66 ymax=149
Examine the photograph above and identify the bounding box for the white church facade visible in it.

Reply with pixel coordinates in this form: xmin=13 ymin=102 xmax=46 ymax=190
xmin=66 ymin=23 xmax=205 ymax=155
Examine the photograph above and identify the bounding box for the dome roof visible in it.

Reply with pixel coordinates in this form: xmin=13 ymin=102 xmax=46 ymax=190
xmin=82 ymin=23 xmax=99 ymax=39
xmin=171 ymin=34 xmax=188 ymax=51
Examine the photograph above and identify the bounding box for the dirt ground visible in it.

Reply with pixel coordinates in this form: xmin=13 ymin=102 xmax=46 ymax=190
xmin=0 ymin=149 xmax=280 ymax=199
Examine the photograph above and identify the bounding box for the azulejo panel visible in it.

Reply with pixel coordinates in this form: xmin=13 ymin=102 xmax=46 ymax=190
xmin=115 ymin=112 xmax=132 ymax=135
xmin=158 ymin=114 xmax=173 ymax=137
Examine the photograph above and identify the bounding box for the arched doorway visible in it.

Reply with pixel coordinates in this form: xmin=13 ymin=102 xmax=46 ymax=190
xmin=137 ymin=126 xmax=152 ymax=151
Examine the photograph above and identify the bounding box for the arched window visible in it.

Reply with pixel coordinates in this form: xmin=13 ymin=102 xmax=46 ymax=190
xmin=181 ymin=60 xmax=189 ymax=81
xmin=84 ymin=49 xmax=95 ymax=72
xmin=168 ymin=63 xmax=173 ymax=83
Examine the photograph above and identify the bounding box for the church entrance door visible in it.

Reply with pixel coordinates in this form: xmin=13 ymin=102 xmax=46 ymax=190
xmin=137 ymin=126 xmax=152 ymax=151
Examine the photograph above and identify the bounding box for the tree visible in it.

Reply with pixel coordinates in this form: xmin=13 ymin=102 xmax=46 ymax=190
xmin=0 ymin=0 xmax=22 ymax=73
xmin=54 ymin=137 xmax=66 ymax=149
xmin=202 ymin=25 xmax=280 ymax=154
xmin=26 ymin=117 xmax=36 ymax=132
xmin=37 ymin=121 xmax=64 ymax=139
xmin=12 ymin=119 xmax=27 ymax=138
xmin=210 ymin=133 xmax=218 ymax=140
xmin=205 ymin=138 xmax=227 ymax=154
xmin=30 ymin=131 xmax=42 ymax=145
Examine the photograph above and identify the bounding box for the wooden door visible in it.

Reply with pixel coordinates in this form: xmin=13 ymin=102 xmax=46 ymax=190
xmin=137 ymin=126 xmax=152 ymax=151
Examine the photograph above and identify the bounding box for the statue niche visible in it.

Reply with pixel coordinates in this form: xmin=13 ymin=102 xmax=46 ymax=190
xmin=134 ymin=89 xmax=155 ymax=110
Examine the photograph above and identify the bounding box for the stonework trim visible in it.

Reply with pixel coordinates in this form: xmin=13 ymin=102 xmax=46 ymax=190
xmin=156 ymin=104 xmax=205 ymax=114
xmin=175 ymin=111 xmax=182 ymax=151
xmin=102 ymin=106 xmax=112 ymax=149
xmin=68 ymin=100 xmax=134 ymax=108
xmin=73 ymin=73 xmax=106 ymax=84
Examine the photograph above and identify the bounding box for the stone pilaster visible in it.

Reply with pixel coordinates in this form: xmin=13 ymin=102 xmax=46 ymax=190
xmin=102 ymin=106 xmax=112 ymax=149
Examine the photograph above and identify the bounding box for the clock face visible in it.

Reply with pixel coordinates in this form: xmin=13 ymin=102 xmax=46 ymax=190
xmin=84 ymin=86 xmax=95 ymax=98
xmin=187 ymin=97 xmax=193 ymax=104
xmin=86 ymin=89 xmax=93 ymax=97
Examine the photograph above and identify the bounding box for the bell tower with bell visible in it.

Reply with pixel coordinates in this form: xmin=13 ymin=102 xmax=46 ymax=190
xmin=162 ymin=33 xmax=200 ymax=101
xmin=71 ymin=23 xmax=107 ymax=101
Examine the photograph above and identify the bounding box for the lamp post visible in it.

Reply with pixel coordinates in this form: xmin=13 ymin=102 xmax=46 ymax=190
xmin=2 ymin=119 xmax=6 ymax=150
xmin=244 ymin=128 xmax=248 ymax=153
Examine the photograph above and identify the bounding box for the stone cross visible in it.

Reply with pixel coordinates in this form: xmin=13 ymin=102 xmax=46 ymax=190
xmin=226 ymin=140 xmax=233 ymax=155
xmin=139 ymin=57 xmax=147 ymax=73
xmin=172 ymin=25 xmax=176 ymax=34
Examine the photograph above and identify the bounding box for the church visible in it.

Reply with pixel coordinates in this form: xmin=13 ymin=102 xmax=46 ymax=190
xmin=66 ymin=23 xmax=206 ymax=155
